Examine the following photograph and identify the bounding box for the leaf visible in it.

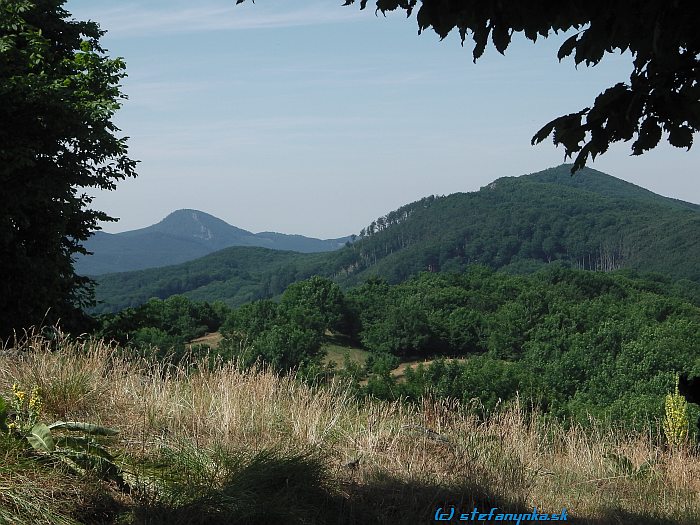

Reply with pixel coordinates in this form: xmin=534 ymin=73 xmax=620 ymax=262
xmin=524 ymin=26 xmax=538 ymax=42
xmin=557 ymin=34 xmax=578 ymax=61
xmin=376 ymin=0 xmax=399 ymax=13
xmin=62 ymin=450 xmax=126 ymax=487
xmin=531 ymin=120 xmax=558 ymax=145
xmin=552 ymin=113 xmax=587 ymax=152
xmin=27 ymin=423 xmax=56 ymax=452
xmin=532 ymin=108 xmax=588 ymax=146
xmin=668 ymin=125 xmax=693 ymax=150
xmin=49 ymin=421 xmax=119 ymax=436
xmin=591 ymin=83 xmax=629 ymax=111
xmin=632 ymin=117 xmax=662 ymax=155
xmin=55 ymin=436 xmax=114 ymax=460
xmin=0 ymin=396 xmax=7 ymax=431
xmin=491 ymin=25 xmax=511 ymax=55
xmin=56 ymin=454 xmax=87 ymax=476
xmin=472 ymin=23 xmax=492 ymax=62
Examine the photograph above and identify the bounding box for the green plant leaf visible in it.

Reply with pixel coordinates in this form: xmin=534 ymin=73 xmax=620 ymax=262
xmin=62 ymin=449 xmax=125 ymax=486
xmin=0 ymin=396 xmax=7 ymax=431
xmin=27 ymin=423 xmax=55 ymax=452
xmin=55 ymin=436 xmax=114 ymax=459
xmin=56 ymin=453 xmax=87 ymax=476
xmin=49 ymin=421 xmax=118 ymax=436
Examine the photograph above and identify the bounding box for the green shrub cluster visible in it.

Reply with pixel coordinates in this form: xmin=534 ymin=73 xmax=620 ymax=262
xmin=218 ymin=277 xmax=348 ymax=375
xmin=97 ymin=295 xmax=230 ymax=361
xmin=348 ymin=267 xmax=700 ymax=430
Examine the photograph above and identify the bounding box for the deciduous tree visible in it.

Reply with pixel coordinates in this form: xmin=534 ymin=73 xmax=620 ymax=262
xmin=0 ymin=0 xmax=136 ymax=337
xmin=238 ymin=0 xmax=699 ymax=171
xmin=347 ymin=1 xmax=700 ymax=170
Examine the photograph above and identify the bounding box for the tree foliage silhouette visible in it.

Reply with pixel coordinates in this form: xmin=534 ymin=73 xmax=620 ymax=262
xmin=0 ymin=0 xmax=137 ymax=337
xmin=238 ymin=0 xmax=699 ymax=171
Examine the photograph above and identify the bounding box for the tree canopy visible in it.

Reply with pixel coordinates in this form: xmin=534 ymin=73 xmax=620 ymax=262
xmin=348 ymin=1 xmax=700 ymax=170
xmin=237 ymin=0 xmax=699 ymax=171
xmin=0 ymin=0 xmax=137 ymax=338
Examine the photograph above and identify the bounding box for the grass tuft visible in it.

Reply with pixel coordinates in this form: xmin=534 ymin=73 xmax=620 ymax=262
xmin=131 ymin=445 xmax=334 ymax=525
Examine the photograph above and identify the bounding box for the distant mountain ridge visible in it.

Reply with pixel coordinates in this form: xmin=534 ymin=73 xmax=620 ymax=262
xmin=93 ymin=165 xmax=700 ymax=313
xmin=75 ymin=209 xmax=351 ymax=275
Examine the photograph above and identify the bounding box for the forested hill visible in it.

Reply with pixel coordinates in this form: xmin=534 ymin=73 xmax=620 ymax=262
xmin=522 ymin=165 xmax=700 ymax=212
xmin=93 ymin=165 xmax=700 ymax=312
xmin=94 ymin=247 xmax=326 ymax=314
xmin=75 ymin=209 xmax=351 ymax=275
xmin=335 ymin=165 xmax=700 ymax=285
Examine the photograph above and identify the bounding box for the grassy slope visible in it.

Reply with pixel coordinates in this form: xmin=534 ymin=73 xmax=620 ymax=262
xmin=191 ymin=331 xmax=465 ymax=380
xmin=1 ymin=335 xmax=699 ymax=524
xmin=321 ymin=342 xmax=370 ymax=368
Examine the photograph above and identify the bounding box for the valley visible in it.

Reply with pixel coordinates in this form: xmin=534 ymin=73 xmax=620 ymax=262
xmin=92 ymin=165 xmax=700 ymax=313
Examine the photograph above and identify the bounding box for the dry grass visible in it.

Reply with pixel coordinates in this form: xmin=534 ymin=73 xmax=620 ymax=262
xmin=390 ymin=357 xmax=470 ymax=380
xmin=321 ymin=343 xmax=370 ymax=368
xmin=1 ymin=333 xmax=699 ymax=524
xmin=188 ymin=332 xmax=223 ymax=349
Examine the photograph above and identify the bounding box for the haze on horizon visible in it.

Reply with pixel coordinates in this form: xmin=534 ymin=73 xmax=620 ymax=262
xmin=67 ymin=0 xmax=700 ymax=239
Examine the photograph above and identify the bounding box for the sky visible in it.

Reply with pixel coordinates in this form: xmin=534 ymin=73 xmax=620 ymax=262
xmin=67 ymin=0 xmax=700 ymax=239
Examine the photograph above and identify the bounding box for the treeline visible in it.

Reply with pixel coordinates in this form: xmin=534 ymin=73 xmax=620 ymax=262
xmin=348 ymin=268 xmax=700 ymax=429
xmin=93 ymin=247 xmax=328 ymax=314
xmin=96 ymin=266 xmax=700 ymax=430
xmin=357 ymin=195 xmax=442 ymax=238
xmin=217 ymin=267 xmax=700 ymax=429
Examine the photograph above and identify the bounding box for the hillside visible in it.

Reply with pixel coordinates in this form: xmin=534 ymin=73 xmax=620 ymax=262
xmin=328 ymin=165 xmax=700 ymax=284
xmin=522 ymin=166 xmax=700 ymax=212
xmin=93 ymin=165 xmax=700 ymax=312
xmin=75 ymin=209 xmax=350 ymax=275
xmin=3 ymin=337 xmax=698 ymax=524
xmin=92 ymin=247 xmax=327 ymax=313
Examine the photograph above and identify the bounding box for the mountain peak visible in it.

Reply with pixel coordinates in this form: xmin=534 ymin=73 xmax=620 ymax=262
xmin=175 ymin=210 xmax=214 ymax=241
xmin=163 ymin=209 xmax=217 ymax=221
xmin=154 ymin=209 xmax=252 ymax=241
xmin=517 ymin=165 xmax=699 ymax=211
xmin=76 ymin=209 xmax=351 ymax=275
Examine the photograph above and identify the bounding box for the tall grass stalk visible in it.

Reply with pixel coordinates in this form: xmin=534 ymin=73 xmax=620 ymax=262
xmin=1 ymin=334 xmax=698 ymax=524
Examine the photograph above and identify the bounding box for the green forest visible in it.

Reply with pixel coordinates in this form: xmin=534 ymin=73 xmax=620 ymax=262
xmin=96 ymin=267 xmax=700 ymax=433
xmin=93 ymin=165 xmax=700 ymax=313
xmin=90 ymin=165 xmax=700 ymax=435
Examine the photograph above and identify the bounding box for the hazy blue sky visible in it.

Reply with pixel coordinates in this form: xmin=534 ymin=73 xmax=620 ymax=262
xmin=67 ymin=0 xmax=699 ymax=238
